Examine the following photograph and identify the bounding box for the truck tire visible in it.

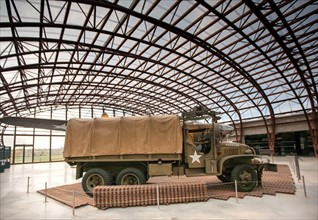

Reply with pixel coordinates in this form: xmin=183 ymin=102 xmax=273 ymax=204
xmin=82 ymin=168 xmax=113 ymax=197
xmin=116 ymin=167 xmax=147 ymax=185
xmin=231 ymin=164 xmax=257 ymax=192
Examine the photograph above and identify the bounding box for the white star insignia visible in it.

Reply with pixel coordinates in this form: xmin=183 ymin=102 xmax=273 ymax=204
xmin=189 ymin=150 xmax=202 ymax=163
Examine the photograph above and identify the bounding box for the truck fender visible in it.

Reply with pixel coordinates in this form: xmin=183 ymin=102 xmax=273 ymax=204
xmin=217 ymin=155 xmax=256 ymax=175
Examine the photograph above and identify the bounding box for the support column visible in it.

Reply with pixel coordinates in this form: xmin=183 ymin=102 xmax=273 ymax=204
xmin=268 ymin=132 xmax=275 ymax=156
xmin=311 ymin=128 xmax=318 ymax=158
xmin=309 ymin=111 xmax=318 ymax=158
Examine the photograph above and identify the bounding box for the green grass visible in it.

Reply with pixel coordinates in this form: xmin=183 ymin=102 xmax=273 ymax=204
xmin=13 ymin=148 xmax=64 ymax=163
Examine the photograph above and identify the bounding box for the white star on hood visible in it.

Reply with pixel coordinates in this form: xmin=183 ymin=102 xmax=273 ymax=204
xmin=189 ymin=150 xmax=202 ymax=163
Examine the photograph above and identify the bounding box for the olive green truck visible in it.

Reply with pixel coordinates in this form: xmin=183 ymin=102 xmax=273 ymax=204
xmin=64 ymin=107 xmax=277 ymax=196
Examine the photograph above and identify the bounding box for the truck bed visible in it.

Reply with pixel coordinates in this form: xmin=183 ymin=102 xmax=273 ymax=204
xmin=63 ymin=115 xmax=183 ymax=158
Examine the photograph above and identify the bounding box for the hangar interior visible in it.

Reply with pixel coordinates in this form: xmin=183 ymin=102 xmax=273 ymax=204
xmin=0 ymin=0 xmax=317 ymax=219
xmin=0 ymin=0 xmax=317 ymax=161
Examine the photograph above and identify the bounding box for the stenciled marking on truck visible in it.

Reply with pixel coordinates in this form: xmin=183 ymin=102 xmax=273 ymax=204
xmin=224 ymin=142 xmax=241 ymax=147
xmin=189 ymin=150 xmax=202 ymax=163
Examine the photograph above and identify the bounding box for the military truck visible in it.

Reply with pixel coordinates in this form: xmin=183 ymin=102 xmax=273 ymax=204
xmin=64 ymin=107 xmax=277 ymax=196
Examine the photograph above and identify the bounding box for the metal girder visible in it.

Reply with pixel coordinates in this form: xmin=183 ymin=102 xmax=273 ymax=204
xmin=0 ymin=0 xmax=317 ymax=156
xmin=243 ymin=0 xmax=318 ymax=156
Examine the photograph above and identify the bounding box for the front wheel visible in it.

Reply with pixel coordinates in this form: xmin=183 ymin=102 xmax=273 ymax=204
xmin=82 ymin=168 xmax=113 ymax=197
xmin=231 ymin=164 xmax=257 ymax=192
xmin=116 ymin=167 xmax=146 ymax=185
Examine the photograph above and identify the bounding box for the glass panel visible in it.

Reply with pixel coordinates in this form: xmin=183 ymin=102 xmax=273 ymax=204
xmin=24 ymin=146 xmax=33 ymax=163
xmin=14 ymin=146 xmax=24 ymax=164
xmin=51 ymin=136 xmax=65 ymax=161
xmin=34 ymin=136 xmax=49 ymax=162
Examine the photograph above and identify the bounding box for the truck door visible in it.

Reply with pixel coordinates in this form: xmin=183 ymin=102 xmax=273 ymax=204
xmin=184 ymin=129 xmax=205 ymax=168
xmin=184 ymin=126 xmax=218 ymax=174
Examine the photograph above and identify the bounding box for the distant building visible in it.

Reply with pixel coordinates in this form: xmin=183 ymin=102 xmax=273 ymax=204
xmin=226 ymin=113 xmax=316 ymax=156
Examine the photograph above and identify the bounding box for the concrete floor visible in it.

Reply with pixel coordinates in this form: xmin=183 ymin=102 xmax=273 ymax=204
xmin=0 ymin=156 xmax=317 ymax=220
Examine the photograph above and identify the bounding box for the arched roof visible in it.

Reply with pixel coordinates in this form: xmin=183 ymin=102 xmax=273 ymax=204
xmin=0 ymin=0 xmax=317 ymax=149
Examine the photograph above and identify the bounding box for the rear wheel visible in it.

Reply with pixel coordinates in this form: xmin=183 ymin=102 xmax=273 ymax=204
xmin=82 ymin=168 xmax=113 ymax=197
xmin=231 ymin=164 xmax=257 ymax=192
xmin=116 ymin=167 xmax=146 ymax=185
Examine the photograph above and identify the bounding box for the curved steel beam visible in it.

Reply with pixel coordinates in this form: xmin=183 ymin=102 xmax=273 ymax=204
xmin=0 ymin=59 xmax=238 ymax=122
xmin=244 ymin=0 xmax=318 ymax=156
xmin=0 ymin=34 xmax=242 ymax=134
xmin=81 ymin=0 xmax=274 ymax=143
xmin=197 ymin=0 xmax=277 ymax=152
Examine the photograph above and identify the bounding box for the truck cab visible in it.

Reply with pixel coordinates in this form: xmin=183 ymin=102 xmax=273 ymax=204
xmin=181 ymin=106 xmax=276 ymax=191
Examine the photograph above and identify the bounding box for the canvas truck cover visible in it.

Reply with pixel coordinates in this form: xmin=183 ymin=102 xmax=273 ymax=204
xmin=63 ymin=115 xmax=183 ymax=158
